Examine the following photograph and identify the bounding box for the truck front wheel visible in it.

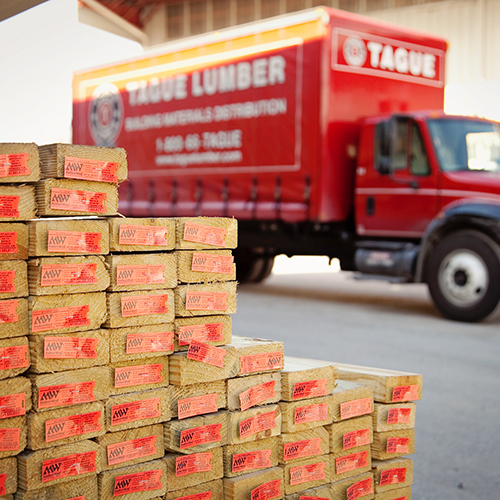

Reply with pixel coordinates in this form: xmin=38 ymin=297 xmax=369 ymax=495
xmin=427 ymin=230 xmax=500 ymax=322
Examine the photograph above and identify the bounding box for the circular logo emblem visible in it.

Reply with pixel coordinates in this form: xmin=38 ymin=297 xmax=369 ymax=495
xmin=89 ymin=82 xmax=123 ymax=147
xmin=343 ymin=36 xmax=367 ymax=67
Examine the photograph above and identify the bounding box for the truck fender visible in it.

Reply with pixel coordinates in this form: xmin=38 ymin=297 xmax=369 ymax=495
xmin=415 ymin=200 xmax=500 ymax=282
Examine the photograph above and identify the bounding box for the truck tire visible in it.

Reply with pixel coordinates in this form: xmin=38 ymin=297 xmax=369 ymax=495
xmin=427 ymin=230 xmax=500 ymax=322
xmin=235 ymin=250 xmax=274 ymax=283
xmin=251 ymin=256 xmax=274 ymax=283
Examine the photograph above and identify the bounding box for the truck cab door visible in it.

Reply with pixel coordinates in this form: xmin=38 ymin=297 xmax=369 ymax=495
xmin=355 ymin=116 xmax=440 ymax=238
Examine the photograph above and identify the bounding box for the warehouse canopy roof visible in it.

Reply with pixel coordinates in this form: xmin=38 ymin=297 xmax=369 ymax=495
xmin=0 ymin=0 xmax=49 ymax=22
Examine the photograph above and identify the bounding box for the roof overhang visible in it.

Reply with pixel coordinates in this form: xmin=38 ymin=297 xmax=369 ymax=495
xmin=0 ymin=0 xmax=49 ymax=22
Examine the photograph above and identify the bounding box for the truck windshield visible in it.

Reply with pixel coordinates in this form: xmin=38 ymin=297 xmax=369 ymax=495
xmin=428 ymin=118 xmax=500 ymax=172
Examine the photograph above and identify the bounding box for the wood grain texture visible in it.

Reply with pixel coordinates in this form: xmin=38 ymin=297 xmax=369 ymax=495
xmin=165 ymin=478 xmax=223 ymax=499
xmin=285 ymin=483 xmax=334 ymax=499
xmin=331 ymin=380 xmax=374 ymax=423
xmin=0 ymin=457 xmax=17 ymax=494
xmin=227 ymin=372 xmax=281 ymax=411
xmin=372 ymin=457 xmax=413 ymax=493
xmin=175 ymin=217 xmax=238 ymax=250
xmin=13 ymin=475 xmax=98 ymax=500
xmin=223 ymin=466 xmax=284 ymax=500
xmin=167 ymin=380 xmax=226 ymax=418
xmin=279 ymin=395 xmax=334 ymax=434
xmin=281 ymin=453 xmax=331 ymax=495
xmin=372 ymin=402 xmax=417 ymax=432
xmin=176 ymin=249 xmax=236 ymax=283
xmin=330 ymin=471 xmax=374 ymax=500
xmin=331 ymin=445 xmax=372 ymax=482
xmin=0 ymin=376 xmax=32 ymax=415
xmin=373 ymin=485 xmax=412 ymax=499
xmin=227 ymin=404 xmax=281 ymax=445
xmin=175 ymin=281 xmax=237 ymax=317
xmin=0 ymin=222 xmax=28 ymax=260
xmin=230 ymin=336 xmax=284 ymax=378
xmin=174 ymin=314 xmax=232 ymax=351
xmin=326 ymin=415 xmax=373 ymax=453
xmin=0 ymin=298 xmax=28 ymax=339
xmin=0 ymin=336 xmax=29 ymax=380
xmin=0 ymin=415 xmax=26 ymax=458
xmin=372 ymin=429 xmax=415 ymax=460
xmin=0 ymin=260 xmax=27 ymax=300
xmin=0 ymin=143 xmax=40 ymax=183
xmin=0 ymin=185 xmax=36 ymax=222
xmin=277 ymin=426 xmax=330 ymax=465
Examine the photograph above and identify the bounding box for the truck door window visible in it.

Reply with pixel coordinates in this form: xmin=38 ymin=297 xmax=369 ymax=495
xmin=410 ymin=123 xmax=430 ymax=176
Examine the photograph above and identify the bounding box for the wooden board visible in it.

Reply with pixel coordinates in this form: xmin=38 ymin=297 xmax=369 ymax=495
xmin=0 ymin=260 xmax=27 ymax=299
xmin=28 ymin=218 xmax=110 ymax=257
xmin=373 ymin=485 xmax=412 ymax=500
xmin=372 ymin=458 xmax=413 ymax=494
xmin=164 ymin=410 xmax=228 ymax=454
xmin=223 ymin=436 xmax=279 ymax=478
xmin=0 ymin=143 xmax=40 ymax=183
xmin=175 ymin=217 xmax=238 ymax=250
xmin=29 ymin=292 xmax=107 ymax=335
xmin=38 ymin=143 xmax=127 ymax=182
xmin=108 ymin=323 xmax=175 ymax=363
xmin=96 ymin=423 xmax=164 ymax=471
xmin=174 ymin=314 xmax=232 ymax=351
xmin=28 ymin=255 xmax=109 ymax=295
xmin=372 ymin=403 xmax=417 ymax=432
xmin=285 ymin=483 xmax=334 ymax=499
xmin=177 ymin=249 xmax=236 ymax=283
xmin=104 ymin=289 xmax=175 ymax=328
xmin=0 ymin=336 xmax=29 ymax=381
xmin=279 ymin=395 xmax=334 ymax=434
xmin=0 ymin=298 xmax=28 ymax=339
xmin=0 ymin=457 xmax=17 ymax=495
xmin=227 ymin=372 xmax=281 ymax=411
xmin=108 ymin=217 xmax=175 ymax=252
xmin=223 ymin=466 xmax=284 ymax=500
xmin=105 ymin=388 xmax=171 ymax=432
xmin=331 ymin=445 xmax=372 ymax=482
xmin=28 ymin=329 xmax=110 ymax=373
xmin=226 ymin=404 xmax=281 ymax=445
xmin=13 ymin=475 xmax=98 ymax=500
xmin=109 ymin=356 xmax=169 ymax=396
xmin=0 ymin=185 xmax=36 ymax=222
xmin=98 ymin=458 xmax=167 ymax=500
xmin=30 ymin=366 xmax=111 ymax=412
xmin=167 ymin=380 xmax=226 ymax=419
xmin=281 ymin=454 xmax=331 ymax=495
xmin=35 ymin=179 xmax=118 ymax=216
xmin=372 ymin=429 xmax=415 ymax=460
xmin=0 ymin=415 xmax=26 ymax=458
xmin=331 ymin=471 xmax=375 ymax=500
xmin=26 ymin=401 xmax=105 ymax=450
xmin=277 ymin=426 xmax=330 ymax=465
xmin=281 ymin=356 xmax=337 ymax=402
xmin=163 ymin=446 xmax=223 ymax=492
xmin=0 ymin=222 xmax=28 ymax=260
xmin=165 ymin=478 xmax=223 ymax=499
xmin=175 ymin=281 xmax=237 ymax=317
xmin=326 ymin=415 xmax=373 ymax=454
xmin=331 ymin=380 xmax=374 ymax=423
xmin=336 ymin=363 xmax=423 ymax=404
xmin=106 ymin=252 xmax=177 ymax=292
xmin=0 ymin=376 xmax=32 ymax=417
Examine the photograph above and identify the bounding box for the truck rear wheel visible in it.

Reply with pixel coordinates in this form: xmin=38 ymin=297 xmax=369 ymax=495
xmin=427 ymin=230 xmax=500 ymax=322
xmin=235 ymin=249 xmax=274 ymax=284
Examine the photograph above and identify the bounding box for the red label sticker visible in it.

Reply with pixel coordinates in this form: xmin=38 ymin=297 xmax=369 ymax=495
xmin=176 ymin=493 xmax=212 ymax=500
xmin=187 ymin=340 xmax=226 ymax=368
xmin=239 ymin=410 xmax=276 ymax=439
xmin=41 ymin=450 xmax=96 ymax=483
xmin=0 ymin=153 xmax=30 ymax=178
xmin=0 ymin=393 xmax=25 ymax=419
xmin=239 ymin=380 xmax=276 ymax=411
xmin=38 ymin=381 xmax=96 ymax=409
xmin=113 ymin=469 xmax=162 ymax=496
xmin=340 ymin=397 xmax=372 ymax=420
xmin=107 ymin=435 xmax=157 ymax=466
xmin=387 ymin=407 xmax=412 ymax=424
xmin=118 ymin=225 xmax=168 ymax=246
xmin=283 ymin=437 xmax=322 ymax=461
xmin=126 ymin=331 xmax=174 ymax=354
xmin=347 ymin=477 xmax=373 ymax=500
xmin=191 ymin=252 xmax=234 ymax=274
xmin=114 ymin=363 xmax=163 ymax=388
xmin=0 ymin=473 xmax=6 ymax=495
xmin=64 ymin=156 xmax=118 ymax=183
xmin=380 ymin=467 xmax=407 ymax=486
xmin=0 ymin=299 xmax=18 ymax=323
xmin=386 ymin=437 xmax=410 ymax=454
xmin=292 ymin=379 xmax=328 ymax=400
xmin=44 ymin=336 xmax=98 ymax=359
xmin=290 ymin=462 xmax=326 ymax=486
xmin=47 ymin=230 xmax=102 ymax=253
xmin=251 ymin=479 xmax=281 ymax=500
xmin=41 ymin=263 xmax=98 ymax=287
xmin=185 ymin=291 xmax=228 ymax=311
xmin=32 ymin=305 xmax=90 ymax=333
xmin=176 ymin=452 xmax=212 ymax=477
xmin=45 ymin=411 xmax=101 ymax=442
xmin=178 ymin=322 xmax=224 ymax=346
xmin=0 ymin=196 xmax=20 ymax=218
xmin=116 ymin=265 xmax=165 ymax=286
xmin=121 ymin=294 xmax=168 ymax=317
xmin=0 ymin=344 xmax=29 ymax=370
xmin=178 ymin=393 xmax=218 ymax=420
xmin=232 ymin=449 xmax=272 ymax=473
xmin=180 ymin=423 xmax=222 ymax=450
xmin=392 ymin=385 xmax=419 ymax=402
xmin=294 ymin=403 xmax=329 ymax=425
xmin=49 ymin=188 xmax=107 ymax=214
xmin=0 ymin=427 xmax=20 ymax=451
xmin=0 ymin=270 xmax=15 ymax=293
xmin=335 ymin=451 xmax=369 ymax=475
xmin=343 ymin=428 xmax=371 ymax=450
xmin=183 ymin=222 xmax=227 ymax=247
xmin=0 ymin=231 xmax=17 ymax=254
xmin=111 ymin=397 xmax=161 ymax=426
xmin=240 ymin=351 xmax=283 ymax=374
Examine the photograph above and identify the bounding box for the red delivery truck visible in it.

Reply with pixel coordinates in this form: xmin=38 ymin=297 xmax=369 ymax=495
xmin=73 ymin=7 xmax=500 ymax=322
